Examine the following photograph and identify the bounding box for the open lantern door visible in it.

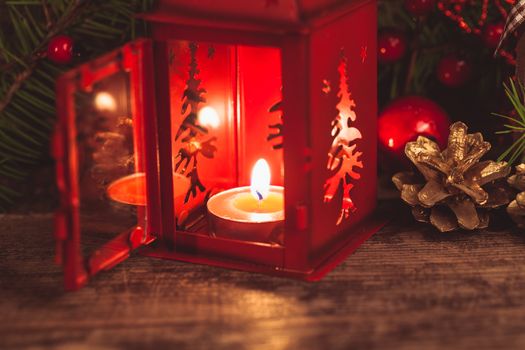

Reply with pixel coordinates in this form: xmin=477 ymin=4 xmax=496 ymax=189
xmin=54 ymin=0 xmax=383 ymax=291
xmin=53 ymin=39 xmax=159 ymax=291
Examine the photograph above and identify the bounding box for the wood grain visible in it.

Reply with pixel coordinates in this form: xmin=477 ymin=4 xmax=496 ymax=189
xmin=2 ymin=205 xmax=525 ymax=350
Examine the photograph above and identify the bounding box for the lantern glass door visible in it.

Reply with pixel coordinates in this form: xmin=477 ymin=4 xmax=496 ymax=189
xmin=55 ymin=40 xmax=155 ymax=290
xmin=167 ymin=40 xmax=284 ymax=244
xmin=74 ymin=70 xmax=146 ymax=257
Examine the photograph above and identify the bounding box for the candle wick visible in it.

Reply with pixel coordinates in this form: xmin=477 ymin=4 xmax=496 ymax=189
xmin=256 ymin=190 xmax=263 ymax=201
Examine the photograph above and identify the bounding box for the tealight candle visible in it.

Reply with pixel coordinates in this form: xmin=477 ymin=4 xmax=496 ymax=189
xmin=207 ymin=159 xmax=284 ymax=242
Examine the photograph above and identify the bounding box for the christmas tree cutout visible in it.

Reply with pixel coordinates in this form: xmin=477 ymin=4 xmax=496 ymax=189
xmin=324 ymin=54 xmax=363 ymax=225
xmin=267 ymin=99 xmax=283 ymax=150
xmin=174 ymin=42 xmax=217 ymax=204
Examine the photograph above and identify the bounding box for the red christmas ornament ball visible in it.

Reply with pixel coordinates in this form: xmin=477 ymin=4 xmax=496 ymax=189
xmin=483 ymin=22 xmax=505 ymax=49
xmin=47 ymin=35 xmax=74 ymax=64
xmin=378 ymin=96 xmax=450 ymax=157
xmin=436 ymin=55 xmax=472 ymax=87
xmin=378 ymin=30 xmax=408 ymax=64
xmin=404 ymin=0 xmax=435 ymax=17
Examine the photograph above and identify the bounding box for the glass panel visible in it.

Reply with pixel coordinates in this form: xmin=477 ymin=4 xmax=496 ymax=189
xmin=75 ymin=71 xmax=145 ymax=257
xmin=168 ymin=40 xmax=284 ymax=244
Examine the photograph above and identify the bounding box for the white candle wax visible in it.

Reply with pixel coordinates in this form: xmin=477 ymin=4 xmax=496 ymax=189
xmin=207 ymin=185 xmax=284 ymax=242
xmin=207 ymin=185 xmax=284 ymax=223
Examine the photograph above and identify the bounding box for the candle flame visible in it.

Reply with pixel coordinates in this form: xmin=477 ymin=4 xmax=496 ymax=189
xmin=251 ymin=159 xmax=271 ymax=201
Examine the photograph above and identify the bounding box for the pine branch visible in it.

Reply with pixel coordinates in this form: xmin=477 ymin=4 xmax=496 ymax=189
xmin=41 ymin=0 xmax=53 ymax=30
xmin=0 ymin=62 xmax=36 ymax=112
xmin=0 ymin=0 xmax=88 ymax=114
xmin=0 ymin=0 xmax=155 ymax=211
xmin=495 ymin=79 xmax=525 ymax=165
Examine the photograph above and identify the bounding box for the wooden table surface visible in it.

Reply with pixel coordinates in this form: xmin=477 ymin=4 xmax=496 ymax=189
xmin=2 ymin=206 xmax=525 ymax=350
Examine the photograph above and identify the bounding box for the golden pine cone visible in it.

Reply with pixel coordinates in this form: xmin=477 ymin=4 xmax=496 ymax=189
xmin=393 ymin=122 xmax=512 ymax=232
xmin=507 ymin=164 xmax=525 ymax=228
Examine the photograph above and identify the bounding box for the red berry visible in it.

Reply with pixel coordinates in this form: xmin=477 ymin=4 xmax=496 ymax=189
xmin=378 ymin=96 xmax=450 ymax=157
xmin=483 ymin=22 xmax=505 ymax=49
xmin=47 ymin=35 xmax=74 ymax=64
xmin=378 ymin=31 xmax=408 ymax=64
xmin=404 ymin=0 xmax=435 ymax=17
xmin=436 ymin=55 xmax=472 ymax=87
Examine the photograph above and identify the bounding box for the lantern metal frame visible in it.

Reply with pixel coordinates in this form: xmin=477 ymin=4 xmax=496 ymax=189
xmin=53 ymin=0 xmax=383 ymax=291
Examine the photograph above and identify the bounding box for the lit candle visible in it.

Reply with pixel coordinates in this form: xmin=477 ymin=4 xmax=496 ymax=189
xmin=207 ymin=159 xmax=284 ymax=242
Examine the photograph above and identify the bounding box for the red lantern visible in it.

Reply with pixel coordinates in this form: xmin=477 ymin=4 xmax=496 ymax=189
xmin=53 ymin=0 xmax=382 ymax=291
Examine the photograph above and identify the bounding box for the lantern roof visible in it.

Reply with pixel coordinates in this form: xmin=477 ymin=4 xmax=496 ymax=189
xmin=141 ymin=0 xmax=371 ymax=34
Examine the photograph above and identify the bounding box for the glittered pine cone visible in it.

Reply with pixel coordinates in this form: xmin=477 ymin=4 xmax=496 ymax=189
xmin=507 ymin=164 xmax=525 ymax=228
xmin=392 ymin=122 xmax=512 ymax=232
